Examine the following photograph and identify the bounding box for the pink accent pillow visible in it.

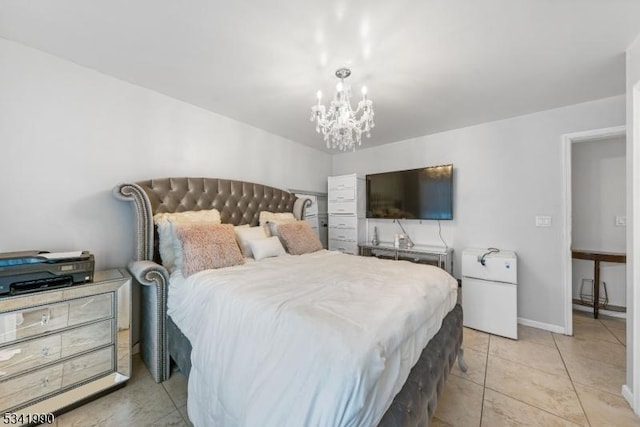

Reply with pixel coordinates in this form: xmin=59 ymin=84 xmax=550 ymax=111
xmin=277 ymin=221 xmax=323 ymax=255
xmin=174 ymin=223 xmax=244 ymax=277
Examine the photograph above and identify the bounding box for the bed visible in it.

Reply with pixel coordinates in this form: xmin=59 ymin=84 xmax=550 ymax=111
xmin=114 ymin=177 xmax=466 ymax=427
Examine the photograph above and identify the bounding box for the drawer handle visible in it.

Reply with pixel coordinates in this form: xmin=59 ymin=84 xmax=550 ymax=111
xmin=40 ymin=314 xmax=50 ymax=326
xmin=42 ymin=377 xmax=50 ymax=388
xmin=41 ymin=346 xmax=50 ymax=356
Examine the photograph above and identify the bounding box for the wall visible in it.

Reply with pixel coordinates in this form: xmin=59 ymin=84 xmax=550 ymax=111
xmin=625 ymin=32 xmax=640 ymax=407
xmin=0 ymin=38 xmax=332 ymax=344
xmin=0 ymin=38 xmax=331 ymax=268
xmin=571 ymin=137 xmax=626 ymax=307
xmin=333 ymin=95 xmax=625 ymax=329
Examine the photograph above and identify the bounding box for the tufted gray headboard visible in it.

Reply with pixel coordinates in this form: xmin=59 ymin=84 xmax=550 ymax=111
xmin=113 ymin=177 xmax=308 ymax=382
xmin=115 ymin=177 xmax=307 ymax=264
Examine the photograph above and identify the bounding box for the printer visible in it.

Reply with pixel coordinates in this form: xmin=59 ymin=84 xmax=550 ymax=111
xmin=0 ymin=250 xmax=94 ymax=296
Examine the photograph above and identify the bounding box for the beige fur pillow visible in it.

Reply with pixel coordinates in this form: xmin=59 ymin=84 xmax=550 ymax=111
xmin=174 ymin=223 xmax=244 ymax=277
xmin=259 ymin=211 xmax=296 ymax=226
xmin=153 ymin=209 xmax=222 ymax=272
xmin=277 ymin=221 xmax=323 ymax=255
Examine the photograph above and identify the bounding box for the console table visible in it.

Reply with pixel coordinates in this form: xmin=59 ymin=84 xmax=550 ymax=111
xmin=359 ymin=243 xmax=453 ymax=274
xmin=572 ymin=249 xmax=626 ymax=319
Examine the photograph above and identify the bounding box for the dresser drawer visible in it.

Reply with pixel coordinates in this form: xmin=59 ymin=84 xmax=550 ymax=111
xmin=0 ymin=293 xmax=113 ymax=346
xmin=0 ymin=320 xmax=113 ymax=380
xmin=329 ymin=228 xmax=357 ymax=242
xmin=328 ymin=201 xmax=357 ymax=215
xmin=0 ymin=304 xmax=69 ymax=344
xmin=68 ymin=293 xmax=113 ymax=326
xmin=61 ymin=319 xmax=113 ymax=358
xmin=328 ymin=215 xmax=358 ymax=229
xmin=0 ymin=363 xmax=63 ymax=410
xmin=328 ymin=188 xmax=355 ymax=203
xmin=328 ymin=175 xmax=356 ymax=191
xmin=62 ymin=346 xmax=114 ymax=387
xmin=328 ymin=239 xmax=359 ymax=255
xmin=0 ymin=335 xmax=62 ymax=380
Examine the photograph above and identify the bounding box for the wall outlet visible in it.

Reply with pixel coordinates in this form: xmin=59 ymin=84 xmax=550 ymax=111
xmin=535 ymin=215 xmax=552 ymax=227
xmin=615 ymin=216 xmax=626 ymax=227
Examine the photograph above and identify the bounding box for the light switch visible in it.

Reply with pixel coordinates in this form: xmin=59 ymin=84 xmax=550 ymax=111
xmin=615 ymin=216 xmax=627 ymax=227
xmin=535 ymin=216 xmax=552 ymax=227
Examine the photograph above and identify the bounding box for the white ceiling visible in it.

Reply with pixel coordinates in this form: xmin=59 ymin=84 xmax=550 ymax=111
xmin=1 ymin=1 xmax=640 ymax=153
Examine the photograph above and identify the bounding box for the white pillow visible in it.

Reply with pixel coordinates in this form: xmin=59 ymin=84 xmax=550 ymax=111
xmin=153 ymin=209 xmax=221 ymax=272
xmin=249 ymin=236 xmax=287 ymax=261
xmin=234 ymin=226 xmax=269 ymax=258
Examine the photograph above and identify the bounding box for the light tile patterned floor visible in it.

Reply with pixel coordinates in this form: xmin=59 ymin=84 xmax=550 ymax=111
xmin=54 ymin=311 xmax=638 ymax=426
xmin=434 ymin=311 xmax=639 ymax=427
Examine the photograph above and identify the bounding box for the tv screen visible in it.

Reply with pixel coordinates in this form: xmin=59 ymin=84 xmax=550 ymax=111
xmin=366 ymin=164 xmax=453 ymax=220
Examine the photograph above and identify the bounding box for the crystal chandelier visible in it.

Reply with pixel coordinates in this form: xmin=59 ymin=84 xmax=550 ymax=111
xmin=310 ymin=68 xmax=375 ymax=151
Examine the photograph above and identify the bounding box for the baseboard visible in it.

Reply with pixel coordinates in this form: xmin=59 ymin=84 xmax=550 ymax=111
xmin=622 ymin=385 xmax=634 ymax=409
xmin=572 ymin=304 xmax=627 ymax=319
xmin=517 ymin=317 xmax=565 ymax=334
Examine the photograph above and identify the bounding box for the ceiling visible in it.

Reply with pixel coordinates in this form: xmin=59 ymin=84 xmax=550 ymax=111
xmin=1 ymin=1 xmax=640 ymax=153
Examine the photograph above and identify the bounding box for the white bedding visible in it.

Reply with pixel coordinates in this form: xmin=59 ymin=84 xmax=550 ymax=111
xmin=168 ymin=250 xmax=458 ymax=427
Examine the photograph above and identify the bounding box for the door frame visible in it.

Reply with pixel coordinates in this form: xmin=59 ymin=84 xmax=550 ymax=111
xmin=561 ymin=125 xmax=626 ymax=336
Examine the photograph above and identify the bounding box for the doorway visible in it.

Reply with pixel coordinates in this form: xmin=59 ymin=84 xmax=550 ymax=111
xmin=562 ymin=125 xmax=626 ymax=336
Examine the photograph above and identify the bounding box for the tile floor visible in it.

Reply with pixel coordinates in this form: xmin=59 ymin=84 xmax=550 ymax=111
xmin=434 ymin=311 xmax=638 ymax=426
xmin=52 ymin=311 xmax=638 ymax=426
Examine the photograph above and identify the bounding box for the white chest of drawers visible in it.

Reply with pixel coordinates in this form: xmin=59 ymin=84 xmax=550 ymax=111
xmin=0 ymin=269 xmax=131 ymax=423
xmin=328 ymin=174 xmax=365 ymax=255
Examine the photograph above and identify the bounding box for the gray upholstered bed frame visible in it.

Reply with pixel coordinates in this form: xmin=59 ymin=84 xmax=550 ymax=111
xmin=114 ymin=177 xmax=466 ymax=427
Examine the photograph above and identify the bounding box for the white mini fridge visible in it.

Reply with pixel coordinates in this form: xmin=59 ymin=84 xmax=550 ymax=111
xmin=462 ymin=248 xmax=518 ymax=339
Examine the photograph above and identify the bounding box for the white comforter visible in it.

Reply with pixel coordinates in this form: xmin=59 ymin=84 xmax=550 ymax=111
xmin=168 ymin=250 xmax=458 ymax=427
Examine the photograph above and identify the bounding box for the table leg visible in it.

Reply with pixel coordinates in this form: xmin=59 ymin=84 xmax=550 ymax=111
xmin=593 ymin=260 xmax=600 ymax=319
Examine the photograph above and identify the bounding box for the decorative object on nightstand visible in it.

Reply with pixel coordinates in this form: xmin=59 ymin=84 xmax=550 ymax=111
xmin=0 ymin=269 xmax=131 ymax=421
xmin=328 ymin=174 xmax=365 ymax=255
xmin=371 ymin=226 xmax=379 ymax=246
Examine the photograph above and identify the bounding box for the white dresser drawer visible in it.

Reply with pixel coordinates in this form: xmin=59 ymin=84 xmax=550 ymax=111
xmin=329 ymin=228 xmax=357 ymax=242
xmin=328 ymin=188 xmax=355 ymax=203
xmin=0 ymin=334 xmax=62 ymax=379
xmin=328 ymin=201 xmax=357 ymax=215
xmin=328 ymin=215 xmax=358 ymax=229
xmin=0 ymin=363 xmax=63 ymax=410
xmin=328 ymin=175 xmax=356 ymax=191
xmin=328 ymin=239 xmax=359 ymax=255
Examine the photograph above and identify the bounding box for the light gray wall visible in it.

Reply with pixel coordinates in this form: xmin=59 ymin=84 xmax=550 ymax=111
xmin=0 ymin=38 xmax=332 ymax=345
xmin=625 ymin=32 xmax=640 ymax=403
xmin=0 ymin=38 xmax=332 ymax=269
xmin=333 ymin=95 xmax=625 ymax=330
xmin=571 ymin=137 xmax=626 ymax=307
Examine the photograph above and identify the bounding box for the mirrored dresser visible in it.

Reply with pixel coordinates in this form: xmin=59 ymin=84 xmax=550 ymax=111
xmin=0 ymin=269 xmax=131 ymax=424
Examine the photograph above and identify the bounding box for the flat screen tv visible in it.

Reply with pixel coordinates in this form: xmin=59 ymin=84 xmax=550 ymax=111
xmin=366 ymin=164 xmax=453 ymax=220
